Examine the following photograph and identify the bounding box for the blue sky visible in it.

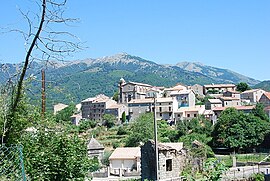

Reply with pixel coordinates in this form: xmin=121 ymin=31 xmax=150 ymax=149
xmin=0 ymin=0 xmax=269 ymax=81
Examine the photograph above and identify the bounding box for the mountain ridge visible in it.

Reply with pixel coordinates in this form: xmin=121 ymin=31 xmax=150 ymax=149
xmin=0 ymin=53 xmax=262 ymax=106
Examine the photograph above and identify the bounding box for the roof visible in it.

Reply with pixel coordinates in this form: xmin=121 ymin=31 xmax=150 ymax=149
xmin=126 ymin=81 xmax=152 ymax=87
xmin=212 ymin=105 xmax=255 ymax=111
xmin=176 ymin=105 xmax=205 ymax=113
xmin=263 ymin=92 xmax=270 ymax=100
xmin=109 ymin=147 xmax=140 ymax=160
xmin=219 ymin=97 xmax=240 ymax=101
xmin=224 ymin=90 xmax=240 ymax=94
xmin=208 ymin=99 xmax=222 ymax=104
xmin=82 ymin=97 xmax=96 ymax=103
xmin=161 ymin=142 xmax=183 ymax=151
xmin=165 ymin=84 xmax=187 ymax=91
xmin=71 ymin=114 xmax=82 ymax=118
xmin=204 ymin=84 xmax=235 ymax=88
xmin=156 ymin=97 xmax=174 ymax=103
xmin=87 ymin=137 xmax=104 ymax=150
xmin=128 ymin=98 xmax=154 ymax=104
xmin=107 ymin=104 xmax=126 ymax=109
xmin=242 ymin=89 xmax=264 ymax=94
xmin=170 ymin=89 xmax=193 ymax=96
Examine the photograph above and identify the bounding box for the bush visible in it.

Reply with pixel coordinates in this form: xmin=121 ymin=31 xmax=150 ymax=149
xmin=117 ymin=126 xmax=127 ymax=135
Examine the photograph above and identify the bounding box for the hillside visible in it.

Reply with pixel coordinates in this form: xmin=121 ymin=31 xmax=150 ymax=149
xmin=0 ymin=53 xmax=260 ymax=107
xmin=253 ymin=80 xmax=270 ymax=91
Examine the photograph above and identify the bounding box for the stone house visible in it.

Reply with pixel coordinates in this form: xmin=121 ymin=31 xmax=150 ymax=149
xmin=118 ymin=78 xmax=153 ymax=103
xmin=241 ymin=89 xmax=266 ymax=103
xmin=87 ymin=137 xmax=104 ymax=162
xmin=141 ymin=140 xmax=187 ymax=181
xmin=109 ymin=147 xmax=141 ymax=176
xmin=259 ymin=92 xmax=270 ymax=107
xmin=81 ymin=97 xmax=96 ymax=118
xmin=170 ymin=90 xmax=196 ymax=108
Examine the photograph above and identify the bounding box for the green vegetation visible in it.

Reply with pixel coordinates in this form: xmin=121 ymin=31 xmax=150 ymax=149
xmin=212 ymin=107 xmax=270 ymax=152
xmin=254 ymin=80 xmax=270 ymax=91
xmin=236 ymin=82 xmax=251 ymax=92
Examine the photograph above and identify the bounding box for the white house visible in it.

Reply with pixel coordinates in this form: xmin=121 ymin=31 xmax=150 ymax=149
xmin=109 ymin=147 xmax=141 ymax=176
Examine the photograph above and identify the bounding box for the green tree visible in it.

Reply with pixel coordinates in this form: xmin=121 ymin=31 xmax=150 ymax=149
xmin=21 ymin=121 xmax=99 ymax=180
xmin=55 ymin=104 xmax=76 ymax=123
xmin=252 ymin=103 xmax=269 ymax=121
xmin=112 ymin=91 xmax=119 ymax=102
xmin=212 ymin=107 xmax=269 ymax=152
xmin=102 ymin=114 xmax=116 ymax=128
xmin=236 ymin=82 xmax=250 ymax=92
xmin=121 ymin=111 xmax=127 ymax=123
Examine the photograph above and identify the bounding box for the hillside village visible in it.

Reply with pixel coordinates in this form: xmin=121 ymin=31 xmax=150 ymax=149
xmin=55 ymin=78 xmax=270 ymax=126
xmin=54 ymin=79 xmax=270 ymax=180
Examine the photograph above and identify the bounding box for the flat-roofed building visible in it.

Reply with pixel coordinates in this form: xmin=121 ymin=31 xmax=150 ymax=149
xmin=203 ymin=84 xmax=236 ymax=95
xmin=219 ymin=97 xmax=241 ymax=107
xmin=205 ymin=99 xmax=222 ymax=110
xmin=170 ymin=90 xmax=196 ymax=108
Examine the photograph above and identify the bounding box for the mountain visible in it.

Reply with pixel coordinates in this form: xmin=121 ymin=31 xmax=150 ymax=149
xmin=176 ymin=62 xmax=259 ymax=86
xmin=0 ymin=53 xmax=260 ymax=107
xmin=253 ymin=80 xmax=270 ymax=92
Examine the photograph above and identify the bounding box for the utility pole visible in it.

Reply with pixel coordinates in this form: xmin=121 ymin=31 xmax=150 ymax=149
xmin=154 ymin=96 xmax=159 ymax=181
xmin=41 ymin=69 xmax=46 ymax=117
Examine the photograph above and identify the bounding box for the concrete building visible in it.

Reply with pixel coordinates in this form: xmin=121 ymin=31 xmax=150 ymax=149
xmin=81 ymin=94 xmax=118 ymax=121
xmin=109 ymin=147 xmax=141 ymax=176
xmin=71 ymin=114 xmax=82 ymax=125
xmin=170 ymin=90 xmax=196 ymax=108
xmin=174 ymin=105 xmax=205 ymax=121
xmin=219 ymin=97 xmax=241 ymax=107
xmin=155 ymin=97 xmax=178 ymax=121
xmin=203 ymin=84 xmax=236 ymax=95
xmin=241 ymin=89 xmax=266 ymax=103
xmin=223 ymin=90 xmax=241 ymax=99
xmin=118 ymin=78 xmax=153 ymax=103
xmin=127 ymin=99 xmax=153 ymax=121
xmin=212 ymin=105 xmax=255 ymax=117
xmin=164 ymin=84 xmax=187 ymax=97
xmin=205 ymin=99 xmax=222 ymax=110
xmin=141 ymin=140 xmax=187 ymax=181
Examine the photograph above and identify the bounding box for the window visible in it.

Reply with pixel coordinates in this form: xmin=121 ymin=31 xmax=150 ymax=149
xmin=160 ymin=113 xmax=162 ymax=117
xmin=159 ymin=107 xmax=162 ymax=112
xmin=166 ymin=159 xmax=172 ymax=171
xmin=187 ymin=114 xmax=190 ymax=117
xmin=169 ymin=107 xmax=171 ymax=111
xmin=194 ymin=114 xmax=197 ymax=117
xmin=178 ymin=114 xmax=180 ymax=117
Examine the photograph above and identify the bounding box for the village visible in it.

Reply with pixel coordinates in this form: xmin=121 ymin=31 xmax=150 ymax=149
xmin=53 ymin=79 xmax=270 ymax=181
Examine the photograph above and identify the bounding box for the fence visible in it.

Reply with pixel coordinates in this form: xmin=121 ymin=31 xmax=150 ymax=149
xmin=0 ymin=144 xmax=26 ymax=181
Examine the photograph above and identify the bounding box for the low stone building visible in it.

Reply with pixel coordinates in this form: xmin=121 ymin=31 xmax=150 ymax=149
xmin=87 ymin=136 xmax=104 ymax=162
xmin=141 ymin=140 xmax=187 ymax=181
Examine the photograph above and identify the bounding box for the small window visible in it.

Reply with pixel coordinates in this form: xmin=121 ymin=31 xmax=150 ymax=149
xmin=159 ymin=107 xmax=162 ymax=112
xmin=194 ymin=114 xmax=197 ymax=117
xmin=166 ymin=159 xmax=172 ymax=171
xmin=178 ymin=114 xmax=180 ymax=117
xmin=187 ymin=114 xmax=190 ymax=117
xmin=160 ymin=113 xmax=162 ymax=117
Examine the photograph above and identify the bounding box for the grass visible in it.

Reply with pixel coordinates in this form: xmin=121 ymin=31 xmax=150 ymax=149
xmin=216 ymin=153 xmax=269 ymax=167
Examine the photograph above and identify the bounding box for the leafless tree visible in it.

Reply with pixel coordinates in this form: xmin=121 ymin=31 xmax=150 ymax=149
xmin=1 ymin=0 xmax=82 ymax=143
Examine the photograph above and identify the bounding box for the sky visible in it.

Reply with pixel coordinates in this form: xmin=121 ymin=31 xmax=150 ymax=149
xmin=0 ymin=0 xmax=269 ymax=81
